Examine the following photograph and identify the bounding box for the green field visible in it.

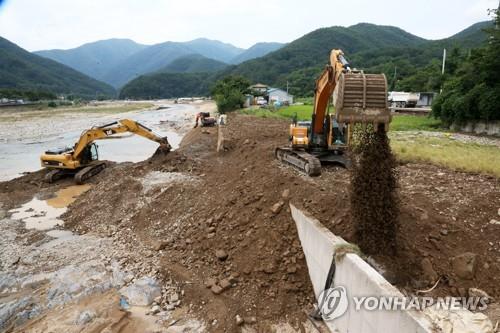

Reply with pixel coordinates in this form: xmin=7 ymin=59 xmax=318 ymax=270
xmin=391 ymin=135 xmax=500 ymax=177
xmin=390 ymin=114 xmax=443 ymax=131
xmin=239 ymin=105 xmax=443 ymax=131
xmin=239 ymin=106 xmax=499 ymax=177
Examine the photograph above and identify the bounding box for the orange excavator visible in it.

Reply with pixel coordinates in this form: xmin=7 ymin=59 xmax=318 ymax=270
xmin=276 ymin=49 xmax=392 ymax=176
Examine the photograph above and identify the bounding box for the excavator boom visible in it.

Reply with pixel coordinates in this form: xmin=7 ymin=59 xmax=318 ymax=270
xmin=73 ymin=119 xmax=170 ymax=158
xmin=41 ymin=119 xmax=171 ymax=183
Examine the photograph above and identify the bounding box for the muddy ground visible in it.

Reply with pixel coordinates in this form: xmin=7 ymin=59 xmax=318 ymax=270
xmin=1 ymin=112 xmax=500 ymax=332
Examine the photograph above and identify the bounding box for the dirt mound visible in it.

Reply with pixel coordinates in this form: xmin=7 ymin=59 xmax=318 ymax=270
xmin=60 ymin=113 xmax=500 ymax=330
xmin=350 ymin=128 xmax=399 ymax=255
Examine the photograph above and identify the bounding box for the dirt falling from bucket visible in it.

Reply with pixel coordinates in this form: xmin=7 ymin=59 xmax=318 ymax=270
xmin=350 ymin=127 xmax=399 ymax=255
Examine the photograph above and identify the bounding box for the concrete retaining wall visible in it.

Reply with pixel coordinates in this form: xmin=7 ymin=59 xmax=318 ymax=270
xmin=291 ymin=204 xmax=493 ymax=332
xmin=450 ymin=120 xmax=500 ymax=136
xmin=291 ymin=204 xmax=432 ymax=332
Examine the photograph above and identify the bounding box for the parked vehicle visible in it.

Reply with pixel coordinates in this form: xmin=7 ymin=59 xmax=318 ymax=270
xmin=388 ymin=91 xmax=418 ymax=108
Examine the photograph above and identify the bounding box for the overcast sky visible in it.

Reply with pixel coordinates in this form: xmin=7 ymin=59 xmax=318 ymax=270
xmin=0 ymin=0 xmax=497 ymax=51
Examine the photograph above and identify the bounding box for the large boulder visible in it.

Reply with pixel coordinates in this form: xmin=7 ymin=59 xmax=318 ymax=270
xmin=120 ymin=277 xmax=161 ymax=306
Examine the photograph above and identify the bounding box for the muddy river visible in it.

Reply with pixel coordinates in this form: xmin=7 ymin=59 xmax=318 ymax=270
xmin=0 ymin=100 xmax=201 ymax=181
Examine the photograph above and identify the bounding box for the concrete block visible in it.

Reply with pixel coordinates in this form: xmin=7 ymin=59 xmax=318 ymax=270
xmin=290 ymin=204 xmax=491 ymax=333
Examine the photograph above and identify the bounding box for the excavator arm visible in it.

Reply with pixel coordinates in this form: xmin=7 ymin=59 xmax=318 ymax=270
xmin=73 ymin=119 xmax=171 ymax=159
xmin=311 ymin=50 xmax=350 ymax=135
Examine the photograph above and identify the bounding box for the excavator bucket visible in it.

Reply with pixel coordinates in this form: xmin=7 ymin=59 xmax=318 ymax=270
xmin=334 ymin=72 xmax=391 ymax=131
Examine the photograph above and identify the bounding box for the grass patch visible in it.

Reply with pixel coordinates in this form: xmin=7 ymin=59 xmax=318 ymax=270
xmin=237 ymin=108 xmax=283 ymax=119
xmin=390 ymin=115 xmax=443 ymax=131
xmin=391 ymin=135 xmax=500 ymax=177
xmin=240 ymin=106 xmax=498 ymax=177
xmin=241 ymin=106 xmax=444 ymax=132
xmin=294 ymin=97 xmax=314 ymax=105
xmin=278 ymin=105 xmax=313 ymax=120
xmin=238 ymin=105 xmax=313 ymax=121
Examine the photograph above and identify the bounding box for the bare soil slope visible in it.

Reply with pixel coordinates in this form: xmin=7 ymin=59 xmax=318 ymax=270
xmin=3 ymin=113 xmax=499 ymax=331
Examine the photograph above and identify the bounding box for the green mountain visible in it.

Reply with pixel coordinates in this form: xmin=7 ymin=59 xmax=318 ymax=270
xmin=447 ymin=21 xmax=492 ymax=48
xmin=34 ymin=38 xmax=286 ymax=88
xmin=101 ymin=41 xmax=193 ymax=88
xmin=120 ymin=72 xmax=211 ymax=99
xmin=36 ymin=38 xmax=243 ymax=88
xmin=158 ymin=54 xmax=228 ymax=73
xmin=230 ymin=42 xmax=285 ymax=64
xmin=226 ymin=23 xmax=427 ymax=94
xmin=100 ymin=39 xmax=243 ymax=88
xmin=34 ymin=39 xmax=146 ymax=83
xmin=227 ymin=21 xmax=491 ymax=96
xmin=0 ymin=36 xmax=115 ymax=98
xmin=119 ymin=21 xmax=492 ymax=99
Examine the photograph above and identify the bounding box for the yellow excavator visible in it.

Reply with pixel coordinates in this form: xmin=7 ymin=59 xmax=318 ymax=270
xmin=276 ymin=49 xmax=392 ymax=176
xmin=40 ymin=119 xmax=171 ymax=184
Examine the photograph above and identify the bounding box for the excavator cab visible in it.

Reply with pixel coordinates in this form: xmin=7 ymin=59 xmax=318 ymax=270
xmin=80 ymin=143 xmax=99 ymax=165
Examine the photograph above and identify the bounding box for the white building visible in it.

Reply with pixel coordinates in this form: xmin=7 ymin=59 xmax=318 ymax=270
xmin=268 ymin=88 xmax=293 ymax=105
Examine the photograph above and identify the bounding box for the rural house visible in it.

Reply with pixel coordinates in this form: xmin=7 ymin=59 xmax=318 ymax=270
xmin=268 ymin=88 xmax=293 ymax=105
xmin=249 ymin=83 xmax=269 ymax=94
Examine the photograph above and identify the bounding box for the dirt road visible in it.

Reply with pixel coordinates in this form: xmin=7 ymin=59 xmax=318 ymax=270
xmin=1 ymin=108 xmax=500 ymax=332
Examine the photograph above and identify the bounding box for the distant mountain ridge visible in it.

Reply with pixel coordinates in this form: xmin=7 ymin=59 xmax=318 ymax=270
xmin=0 ymin=36 xmax=115 ymax=98
xmin=226 ymin=21 xmax=492 ymax=95
xmin=35 ymin=38 xmax=284 ymax=88
xmin=158 ymin=54 xmax=228 ymax=73
xmin=120 ymin=20 xmax=492 ymax=99
xmin=230 ymin=42 xmax=285 ymax=64
xmin=35 ymin=39 xmax=147 ymax=83
xmin=3 ymin=20 xmax=491 ymax=99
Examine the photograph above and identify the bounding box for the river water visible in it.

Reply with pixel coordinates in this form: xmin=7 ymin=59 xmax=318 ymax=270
xmin=0 ymin=101 xmax=201 ymax=181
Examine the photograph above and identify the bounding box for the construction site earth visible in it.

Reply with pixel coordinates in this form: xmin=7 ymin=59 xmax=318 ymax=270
xmin=1 ymin=100 xmax=500 ymax=332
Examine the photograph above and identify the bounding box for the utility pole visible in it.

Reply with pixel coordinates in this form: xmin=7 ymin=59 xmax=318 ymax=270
xmin=441 ymin=49 xmax=447 ymax=75
xmin=440 ymin=48 xmax=447 ymax=94
xmin=392 ymin=66 xmax=397 ymax=90
xmin=286 ymin=81 xmax=289 ymax=94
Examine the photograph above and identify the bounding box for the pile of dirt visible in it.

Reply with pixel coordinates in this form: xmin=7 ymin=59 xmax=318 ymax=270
xmin=350 ymin=128 xmax=399 ymax=254
xmin=55 ymin=113 xmax=500 ymax=329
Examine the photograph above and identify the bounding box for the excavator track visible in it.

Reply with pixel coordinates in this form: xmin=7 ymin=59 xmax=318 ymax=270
xmin=45 ymin=169 xmax=69 ymax=183
xmin=275 ymin=147 xmax=322 ymax=176
xmin=74 ymin=162 xmax=106 ymax=184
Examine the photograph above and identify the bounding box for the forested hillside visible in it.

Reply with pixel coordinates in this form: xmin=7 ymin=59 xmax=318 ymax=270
xmin=119 ymin=72 xmax=212 ymax=99
xmin=227 ymin=22 xmax=490 ymax=96
xmin=119 ymin=21 xmax=491 ymax=99
xmin=158 ymin=54 xmax=228 ymax=73
xmin=0 ymin=36 xmax=116 ymax=99
xmin=432 ymin=12 xmax=499 ymax=123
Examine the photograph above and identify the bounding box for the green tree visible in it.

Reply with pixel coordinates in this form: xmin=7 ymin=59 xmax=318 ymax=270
xmin=211 ymin=76 xmax=251 ymax=113
xmin=432 ymin=6 xmax=500 ymax=124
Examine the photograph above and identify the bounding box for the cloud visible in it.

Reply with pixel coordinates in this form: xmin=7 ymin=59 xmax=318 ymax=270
xmin=0 ymin=0 xmax=494 ymax=51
